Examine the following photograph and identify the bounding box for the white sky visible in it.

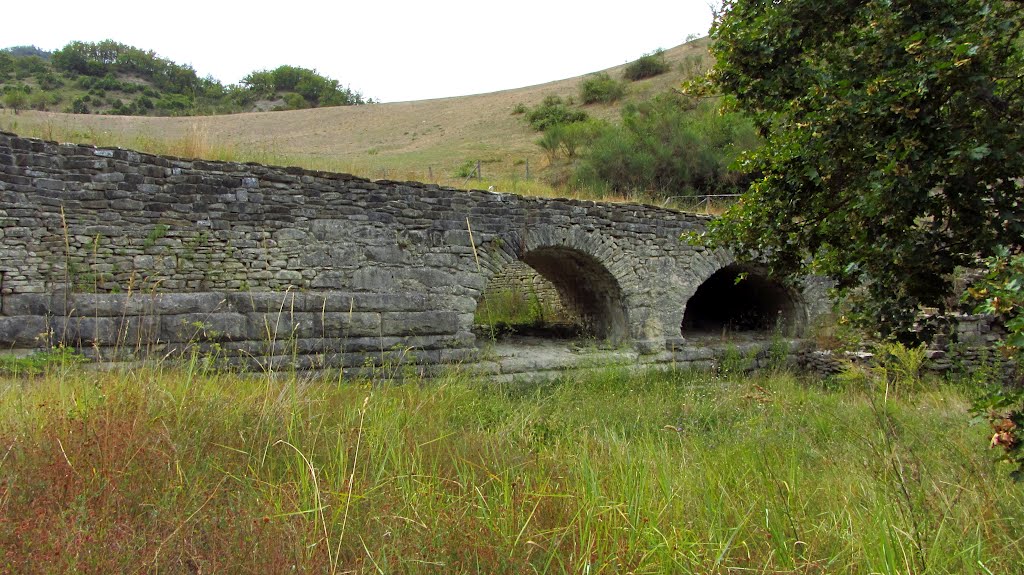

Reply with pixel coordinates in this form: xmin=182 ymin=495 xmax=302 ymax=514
xmin=2 ymin=1 xmax=715 ymax=103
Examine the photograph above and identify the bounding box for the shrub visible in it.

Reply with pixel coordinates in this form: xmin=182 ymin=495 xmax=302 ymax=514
xmin=579 ymin=72 xmax=626 ymax=104
xmin=2 ymin=88 xmax=28 ymax=113
xmin=536 ymin=125 xmax=564 ymax=161
xmin=574 ymin=94 xmax=759 ymax=198
xmin=536 ymin=119 xmax=607 ymax=161
xmin=0 ymin=52 xmax=12 ymax=81
xmin=70 ymin=97 xmax=89 ymax=114
xmin=968 ymin=248 xmax=1024 ymax=480
xmin=156 ymin=93 xmax=192 ymax=115
xmin=29 ymin=90 xmax=49 ymax=111
xmin=524 ymin=95 xmax=588 ymax=131
xmin=454 ymin=159 xmax=479 ymax=178
xmin=242 ymin=65 xmax=366 ymax=107
xmin=283 ymin=92 xmax=307 ymax=110
xmin=36 ymin=72 xmax=63 ymax=91
xmin=624 ymin=49 xmax=670 ymax=81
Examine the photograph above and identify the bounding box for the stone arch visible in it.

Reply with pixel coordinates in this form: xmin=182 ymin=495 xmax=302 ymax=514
xmin=473 ymin=226 xmax=639 ymax=344
xmin=520 ymin=245 xmax=628 ymax=340
xmin=680 ymin=263 xmax=806 ymax=336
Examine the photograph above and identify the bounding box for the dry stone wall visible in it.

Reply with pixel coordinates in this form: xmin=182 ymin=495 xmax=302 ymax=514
xmin=0 ymin=132 xmax=826 ymax=370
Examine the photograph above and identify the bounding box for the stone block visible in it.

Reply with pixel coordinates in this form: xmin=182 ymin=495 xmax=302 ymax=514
xmin=0 ymin=316 xmax=48 ymax=347
xmin=161 ymin=312 xmax=248 ymax=343
xmin=380 ymin=311 xmax=459 ymax=336
xmin=2 ymin=293 xmax=54 ymax=315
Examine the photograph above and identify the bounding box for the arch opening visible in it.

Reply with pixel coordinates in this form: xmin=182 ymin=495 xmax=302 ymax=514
xmin=681 ymin=265 xmax=801 ymax=336
xmin=474 ymin=246 xmax=628 ymax=343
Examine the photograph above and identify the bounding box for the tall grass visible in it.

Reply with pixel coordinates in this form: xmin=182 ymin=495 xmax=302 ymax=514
xmin=0 ymin=364 xmax=1020 ymax=573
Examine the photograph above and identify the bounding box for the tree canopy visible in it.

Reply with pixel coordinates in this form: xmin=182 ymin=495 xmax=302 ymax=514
xmin=1 ymin=39 xmax=369 ymax=116
xmin=704 ymin=0 xmax=1024 ymax=340
xmin=241 ymin=65 xmax=365 ymax=107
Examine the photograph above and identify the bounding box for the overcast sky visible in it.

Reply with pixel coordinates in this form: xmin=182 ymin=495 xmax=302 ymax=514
xmin=2 ymin=1 xmax=716 ymax=102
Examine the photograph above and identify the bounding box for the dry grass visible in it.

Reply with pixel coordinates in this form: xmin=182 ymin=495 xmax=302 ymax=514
xmin=0 ymin=39 xmax=713 ymax=202
xmin=0 ymin=360 xmax=1021 ymax=574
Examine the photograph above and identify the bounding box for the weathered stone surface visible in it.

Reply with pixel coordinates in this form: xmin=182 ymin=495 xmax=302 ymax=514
xmin=0 ymin=131 xmax=831 ymax=369
xmin=0 ymin=316 xmax=48 ymax=346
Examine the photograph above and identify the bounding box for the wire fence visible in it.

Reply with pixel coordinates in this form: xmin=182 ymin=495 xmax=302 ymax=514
xmin=662 ymin=194 xmax=742 ymax=214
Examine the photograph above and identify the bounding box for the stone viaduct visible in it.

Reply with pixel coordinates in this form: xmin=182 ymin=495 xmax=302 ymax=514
xmin=0 ymin=132 xmax=828 ymax=372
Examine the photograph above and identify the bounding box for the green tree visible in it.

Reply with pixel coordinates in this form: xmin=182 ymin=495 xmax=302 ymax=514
xmin=240 ymin=70 xmax=275 ymax=98
xmin=0 ymin=52 xmax=13 ymax=81
xmin=3 ymin=88 xmax=28 ymax=114
xmin=704 ymin=0 xmax=1024 ymax=341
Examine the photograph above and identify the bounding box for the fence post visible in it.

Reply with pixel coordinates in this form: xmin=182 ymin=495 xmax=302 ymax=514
xmin=475 ymin=160 xmax=481 ymax=180
xmin=428 ymin=166 xmax=433 ymax=181
xmin=525 ymin=159 xmax=530 ymax=180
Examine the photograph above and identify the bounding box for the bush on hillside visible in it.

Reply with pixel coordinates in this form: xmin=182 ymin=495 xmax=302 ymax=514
xmin=524 ymin=95 xmax=588 ymax=131
xmin=0 ymin=52 xmax=12 ymax=81
xmin=36 ymin=72 xmax=63 ymax=90
xmin=28 ymin=90 xmax=49 ymax=111
xmin=70 ymin=97 xmax=89 ymax=114
xmin=242 ymin=65 xmax=365 ymax=107
xmin=579 ymin=72 xmax=626 ymax=104
xmin=624 ymin=49 xmax=670 ymax=81
xmin=3 ymin=39 xmax=370 ymax=118
xmin=2 ymin=88 xmax=28 ymax=113
xmin=13 ymin=55 xmax=47 ymax=79
xmin=537 ymin=119 xmax=608 ymax=161
xmin=574 ymin=94 xmax=759 ymax=198
xmin=283 ymin=92 xmax=308 ymax=110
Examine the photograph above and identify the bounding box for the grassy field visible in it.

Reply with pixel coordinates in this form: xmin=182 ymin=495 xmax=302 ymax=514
xmin=0 ymin=360 xmax=1020 ymax=574
xmin=0 ymin=39 xmax=713 ymax=205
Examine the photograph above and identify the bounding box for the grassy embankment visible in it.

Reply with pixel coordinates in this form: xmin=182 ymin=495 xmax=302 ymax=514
xmin=0 ymin=115 xmax=605 ymax=203
xmin=0 ymin=356 xmax=1020 ymax=574
xmin=0 ymin=39 xmax=722 ymax=209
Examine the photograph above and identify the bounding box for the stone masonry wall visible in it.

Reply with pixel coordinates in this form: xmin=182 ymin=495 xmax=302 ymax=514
xmin=476 ymin=261 xmax=573 ymax=325
xmin=3 ymin=131 xmax=792 ymax=369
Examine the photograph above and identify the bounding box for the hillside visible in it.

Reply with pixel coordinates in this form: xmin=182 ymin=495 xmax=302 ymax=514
xmin=0 ymin=39 xmax=713 ymax=190
xmin=0 ymin=41 xmax=367 ymax=117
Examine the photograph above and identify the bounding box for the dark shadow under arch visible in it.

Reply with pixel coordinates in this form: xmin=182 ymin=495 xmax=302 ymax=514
xmin=475 ymin=246 xmax=629 ymax=343
xmin=681 ymin=265 xmax=801 ymax=336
